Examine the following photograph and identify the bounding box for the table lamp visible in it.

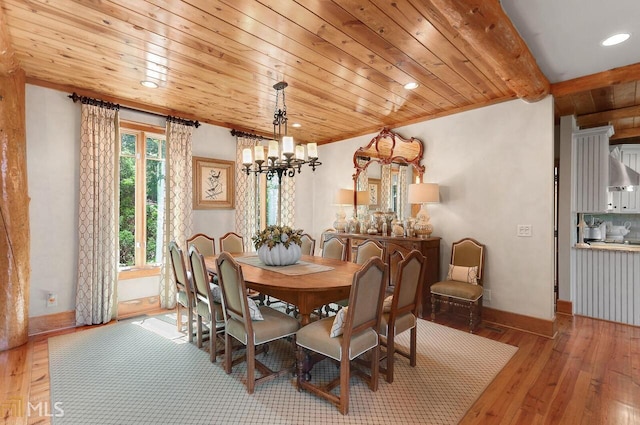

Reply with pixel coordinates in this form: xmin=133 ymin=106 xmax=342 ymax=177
xmin=334 ymin=188 xmax=353 ymax=232
xmin=408 ymin=182 xmax=439 ymax=238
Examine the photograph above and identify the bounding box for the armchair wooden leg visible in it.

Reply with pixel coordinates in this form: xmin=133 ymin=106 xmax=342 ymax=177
xmin=246 ymin=342 xmax=255 ymax=394
xmin=339 ymin=357 xmax=350 ymax=415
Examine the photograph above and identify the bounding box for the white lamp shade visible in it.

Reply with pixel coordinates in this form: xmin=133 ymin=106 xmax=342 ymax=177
xmin=408 ymin=183 xmax=439 ymax=204
xmin=356 ymin=190 xmax=370 ymax=205
xmin=335 ymin=188 xmax=354 ymax=205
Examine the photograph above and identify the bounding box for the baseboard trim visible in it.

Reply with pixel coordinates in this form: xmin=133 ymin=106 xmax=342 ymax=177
xmin=483 ymin=307 xmax=557 ymax=338
xmin=556 ymin=299 xmax=573 ymax=315
xmin=29 ymin=311 xmax=76 ymax=335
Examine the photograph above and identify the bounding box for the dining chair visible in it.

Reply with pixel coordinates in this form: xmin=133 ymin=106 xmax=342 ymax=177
xmin=354 ymin=239 xmax=385 ymax=265
xmin=187 ymin=233 xmax=216 ymax=257
xmin=321 ymin=235 xmax=348 ymax=261
xmin=187 ymin=233 xmax=217 ymax=282
xmin=300 ymin=233 xmax=316 ymax=256
xmin=431 ymin=238 xmax=486 ymax=332
xmin=188 ymin=245 xmax=225 ymax=362
xmin=318 ymin=228 xmax=336 ymax=255
xmin=296 ymin=257 xmax=387 ymax=415
xmin=216 ymin=252 xmax=300 ymax=394
xmin=379 ymin=249 xmax=425 ymax=383
xmin=168 ymin=241 xmax=196 ymax=342
xmin=219 ymin=232 xmax=245 ymax=253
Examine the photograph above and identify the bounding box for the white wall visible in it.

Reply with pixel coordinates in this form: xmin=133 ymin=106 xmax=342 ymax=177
xmin=307 ymin=97 xmax=556 ymax=320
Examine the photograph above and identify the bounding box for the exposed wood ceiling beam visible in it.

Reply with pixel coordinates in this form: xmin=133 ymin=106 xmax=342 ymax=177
xmin=551 ymin=63 xmax=640 ymax=98
xmin=427 ymin=0 xmax=549 ymax=102
xmin=577 ymin=104 xmax=640 ymax=127
xmin=0 ymin=4 xmax=19 ymax=75
xmin=610 ymin=127 xmax=640 ymax=141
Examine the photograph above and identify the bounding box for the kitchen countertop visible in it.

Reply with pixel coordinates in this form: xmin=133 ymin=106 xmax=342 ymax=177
xmin=575 ymin=242 xmax=640 ymax=252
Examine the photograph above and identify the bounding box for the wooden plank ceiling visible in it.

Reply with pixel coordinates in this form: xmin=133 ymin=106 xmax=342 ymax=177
xmin=0 ymin=0 xmax=556 ymax=144
xmin=6 ymin=1 xmax=639 ymax=145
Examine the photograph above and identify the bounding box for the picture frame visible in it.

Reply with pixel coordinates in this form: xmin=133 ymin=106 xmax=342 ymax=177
xmin=368 ymin=178 xmax=381 ymax=208
xmin=193 ymin=157 xmax=235 ymax=209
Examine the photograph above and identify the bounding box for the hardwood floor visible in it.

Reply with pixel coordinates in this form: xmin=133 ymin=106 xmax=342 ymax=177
xmin=1 ymin=312 xmax=638 ymax=424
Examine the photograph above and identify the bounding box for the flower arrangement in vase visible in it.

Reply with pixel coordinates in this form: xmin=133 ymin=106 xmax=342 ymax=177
xmin=252 ymin=225 xmax=304 ymax=266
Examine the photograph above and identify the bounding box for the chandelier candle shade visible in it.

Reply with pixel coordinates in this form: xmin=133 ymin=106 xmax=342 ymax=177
xmin=408 ymin=183 xmax=439 ymax=238
xmin=242 ymin=82 xmax=321 ymax=183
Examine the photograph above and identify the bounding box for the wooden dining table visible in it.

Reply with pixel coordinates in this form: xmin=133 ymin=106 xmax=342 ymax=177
xmin=204 ymin=253 xmax=361 ymax=325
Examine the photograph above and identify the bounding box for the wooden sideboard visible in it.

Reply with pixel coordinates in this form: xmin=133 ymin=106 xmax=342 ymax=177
xmin=324 ymin=232 xmax=441 ymax=318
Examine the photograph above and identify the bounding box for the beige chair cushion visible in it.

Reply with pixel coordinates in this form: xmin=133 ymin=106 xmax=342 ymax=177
xmin=196 ymin=300 xmax=224 ymax=323
xmin=226 ymin=306 xmax=299 ymax=346
xmin=431 ymin=280 xmax=483 ymax=301
xmin=446 ymin=264 xmax=479 ymax=284
xmin=379 ymin=312 xmax=416 ymax=337
xmin=297 ymin=316 xmax=378 ymax=361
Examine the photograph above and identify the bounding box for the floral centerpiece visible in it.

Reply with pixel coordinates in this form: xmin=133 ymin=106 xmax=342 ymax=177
xmin=252 ymin=225 xmax=304 ymax=266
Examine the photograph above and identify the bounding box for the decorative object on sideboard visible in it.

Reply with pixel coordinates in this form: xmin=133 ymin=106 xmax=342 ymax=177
xmin=333 ymin=189 xmax=353 ymax=233
xmin=408 ymin=182 xmax=439 ymax=238
xmin=240 ymin=81 xmax=321 ymax=182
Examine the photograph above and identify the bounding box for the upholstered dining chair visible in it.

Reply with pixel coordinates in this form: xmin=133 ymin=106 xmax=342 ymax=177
xmin=187 ymin=233 xmax=216 ymax=257
xmin=354 ymin=239 xmax=385 ymax=265
xmin=188 ymin=245 xmax=225 ymax=362
xmin=379 ymin=249 xmax=425 ymax=383
xmin=216 ymin=252 xmax=300 ymax=394
xmin=321 ymin=235 xmax=348 ymax=261
xmin=187 ymin=233 xmax=216 ymax=282
xmin=318 ymin=228 xmax=336 ymax=255
xmin=219 ymin=232 xmax=245 ymax=253
xmin=431 ymin=238 xmax=486 ymax=332
xmin=296 ymin=257 xmax=388 ymax=415
xmin=168 ymin=241 xmax=196 ymax=342
xmin=300 ymin=233 xmax=316 ymax=256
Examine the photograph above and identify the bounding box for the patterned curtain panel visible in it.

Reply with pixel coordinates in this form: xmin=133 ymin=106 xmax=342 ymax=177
xmin=235 ymin=136 xmax=259 ymax=252
xmin=159 ymin=121 xmax=193 ymax=309
xmin=280 ymin=175 xmax=295 ymax=227
xmin=380 ymin=164 xmax=391 ymax=212
xmin=76 ymin=105 xmax=119 ymax=326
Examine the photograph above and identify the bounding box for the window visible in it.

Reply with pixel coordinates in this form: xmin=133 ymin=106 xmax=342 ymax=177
xmin=119 ymin=122 xmax=166 ymax=270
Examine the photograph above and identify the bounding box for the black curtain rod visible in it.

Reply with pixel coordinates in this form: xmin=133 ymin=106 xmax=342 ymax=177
xmin=68 ymin=92 xmax=200 ymax=128
xmin=230 ymin=129 xmax=265 ymax=140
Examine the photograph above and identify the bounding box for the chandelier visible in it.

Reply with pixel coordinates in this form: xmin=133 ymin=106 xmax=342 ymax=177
xmin=242 ymin=81 xmax=321 ymax=183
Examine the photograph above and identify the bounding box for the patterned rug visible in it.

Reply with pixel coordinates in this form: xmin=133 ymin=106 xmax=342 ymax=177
xmin=48 ymin=315 xmax=517 ymax=424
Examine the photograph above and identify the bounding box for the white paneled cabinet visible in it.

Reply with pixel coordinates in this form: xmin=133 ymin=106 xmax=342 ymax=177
xmin=573 ymin=126 xmax=613 ymax=213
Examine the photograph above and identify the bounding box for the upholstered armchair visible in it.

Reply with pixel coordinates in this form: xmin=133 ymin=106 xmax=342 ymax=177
xmin=430 ymin=238 xmax=486 ymax=332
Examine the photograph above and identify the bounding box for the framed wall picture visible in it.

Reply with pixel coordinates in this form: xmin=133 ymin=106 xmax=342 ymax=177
xmin=368 ymin=178 xmax=381 ymax=208
xmin=193 ymin=157 xmax=235 ymax=209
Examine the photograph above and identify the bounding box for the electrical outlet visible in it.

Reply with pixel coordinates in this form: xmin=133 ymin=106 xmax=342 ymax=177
xmin=47 ymin=292 xmax=58 ymax=307
xmin=517 ymin=224 xmax=532 ymax=237
xmin=483 ymin=288 xmax=491 ymax=301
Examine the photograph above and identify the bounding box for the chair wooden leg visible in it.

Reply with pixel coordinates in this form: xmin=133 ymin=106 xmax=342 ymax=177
xmin=370 ymin=345 xmax=379 ymax=392
xmin=186 ymin=305 xmax=193 ymax=343
xmin=339 ymin=357 xmax=350 ymax=415
xmin=246 ymin=341 xmax=255 ymax=394
xmin=386 ymin=333 xmax=395 ymax=383
xmin=209 ymin=322 xmax=216 ymax=362
xmin=196 ymin=315 xmax=203 ymax=348
xmin=224 ymin=332 xmax=233 ymax=374
xmin=296 ymin=346 xmax=305 ymax=390
xmin=176 ymin=303 xmax=183 ymax=333
xmin=409 ymin=327 xmax=417 ymax=367
xmin=431 ymin=295 xmax=437 ymax=321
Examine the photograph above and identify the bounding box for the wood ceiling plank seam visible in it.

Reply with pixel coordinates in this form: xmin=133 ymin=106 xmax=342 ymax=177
xmin=407 ymin=0 xmax=511 ymax=97
xmin=331 ymin=0 xmax=495 ymax=104
xmin=293 ymin=0 xmax=473 ymax=108
xmin=138 ymin=0 xmax=427 ymax=117
xmin=177 ymin=0 xmax=439 ymax=116
xmin=6 ymin=0 xmax=384 ymax=136
xmin=370 ymin=0 xmax=506 ymax=100
xmin=11 ymin=0 xmax=410 ymax=126
xmin=232 ymin=0 xmax=454 ymax=112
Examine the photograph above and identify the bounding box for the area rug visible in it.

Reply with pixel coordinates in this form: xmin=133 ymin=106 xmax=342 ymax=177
xmin=48 ymin=316 xmax=517 ymax=424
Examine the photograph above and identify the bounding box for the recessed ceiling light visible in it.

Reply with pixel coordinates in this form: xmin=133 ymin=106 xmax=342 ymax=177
xmin=404 ymin=82 xmax=419 ymax=90
xmin=292 ymin=123 xmax=302 ymax=128
xmin=140 ymin=80 xmax=158 ymax=88
xmin=602 ymin=33 xmax=630 ymax=46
